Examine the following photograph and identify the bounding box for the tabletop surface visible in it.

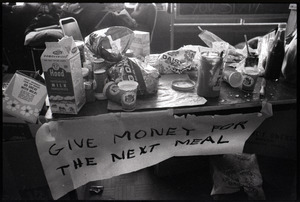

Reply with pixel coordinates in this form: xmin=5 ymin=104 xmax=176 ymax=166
xmin=44 ymin=73 xmax=297 ymax=121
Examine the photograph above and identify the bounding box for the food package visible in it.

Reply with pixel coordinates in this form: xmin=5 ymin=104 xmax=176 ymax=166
xmin=153 ymin=48 xmax=198 ymax=74
xmin=107 ymin=57 xmax=160 ymax=96
xmin=2 ymin=70 xmax=47 ymax=123
xmin=129 ymin=30 xmax=150 ymax=58
xmin=85 ymin=26 xmax=134 ymax=62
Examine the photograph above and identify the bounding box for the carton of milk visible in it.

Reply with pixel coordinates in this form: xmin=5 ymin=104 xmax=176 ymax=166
xmin=40 ymin=36 xmax=86 ymax=114
xmin=130 ymin=30 xmax=150 ymax=58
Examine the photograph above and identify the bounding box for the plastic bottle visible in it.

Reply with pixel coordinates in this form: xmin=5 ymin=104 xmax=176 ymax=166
xmin=264 ymin=23 xmax=286 ymax=80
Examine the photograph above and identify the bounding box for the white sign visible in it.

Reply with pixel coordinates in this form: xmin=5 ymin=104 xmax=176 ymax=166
xmin=36 ymin=108 xmax=270 ymax=200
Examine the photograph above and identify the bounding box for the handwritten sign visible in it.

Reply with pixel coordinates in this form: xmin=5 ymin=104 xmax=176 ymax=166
xmin=36 ymin=109 xmax=269 ymax=200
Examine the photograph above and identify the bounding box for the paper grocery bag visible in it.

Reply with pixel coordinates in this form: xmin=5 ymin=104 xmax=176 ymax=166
xmin=2 ymin=70 xmax=47 ymax=123
xmin=130 ymin=30 xmax=150 ymax=58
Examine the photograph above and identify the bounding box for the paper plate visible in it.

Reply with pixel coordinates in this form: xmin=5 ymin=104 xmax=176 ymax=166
xmin=171 ymin=79 xmax=195 ymax=91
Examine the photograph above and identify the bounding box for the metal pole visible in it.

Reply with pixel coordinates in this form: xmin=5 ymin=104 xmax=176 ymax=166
xmin=170 ymin=3 xmax=175 ymax=50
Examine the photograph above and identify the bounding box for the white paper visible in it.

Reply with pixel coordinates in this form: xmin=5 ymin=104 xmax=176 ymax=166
xmin=36 ymin=109 xmax=269 ymax=200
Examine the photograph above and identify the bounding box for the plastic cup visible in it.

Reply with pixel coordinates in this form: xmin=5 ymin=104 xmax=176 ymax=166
xmin=241 ymin=67 xmax=259 ymax=92
xmin=118 ymin=80 xmax=139 ymax=111
xmin=223 ymin=69 xmax=243 ymax=88
xmin=245 ymin=53 xmax=259 ymax=68
xmin=197 ymin=51 xmax=223 ymax=98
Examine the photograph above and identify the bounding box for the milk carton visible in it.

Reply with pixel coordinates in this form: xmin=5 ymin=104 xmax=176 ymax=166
xmin=130 ymin=30 xmax=150 ymax=58
xmin=41 ymin=36 xmax=86 ymax=114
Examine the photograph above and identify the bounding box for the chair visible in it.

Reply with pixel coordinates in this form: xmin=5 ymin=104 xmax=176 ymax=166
xmin=59 ymin=17 xmax=83 ymax=41
xmin=149 ymin=3 xmax=157 ymax=43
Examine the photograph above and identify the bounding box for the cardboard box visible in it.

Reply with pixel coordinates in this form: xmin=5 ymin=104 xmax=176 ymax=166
xmin=41 ymin=36 xmax=86 ymax=114
xmin=2 ymin=71 xmax=47 ymax=123
xmin=130 ymin=30 xmax=150 ymax=58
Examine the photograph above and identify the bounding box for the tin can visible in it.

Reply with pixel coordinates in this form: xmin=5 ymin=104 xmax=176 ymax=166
xmin=197 ymin=51 xmax=223 ymax=98
xmin=92 ymin=58 xmax=105 ymax=71
xmin=94 ymin=69 xmax=107 ymax=100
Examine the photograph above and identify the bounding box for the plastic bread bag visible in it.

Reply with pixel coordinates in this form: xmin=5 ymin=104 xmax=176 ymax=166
xmin=153 ymin=48 xmax=198 ymax=74
xmin=210 ymin=154 xmax=266 ymax=200
xmin=85 ymin=26 xmax=134 ymax=62
xmin=107 ymin=57 xmax=160 ymax=96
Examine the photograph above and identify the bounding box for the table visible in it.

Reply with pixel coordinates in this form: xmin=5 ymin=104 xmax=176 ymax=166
xmin=43 ymin=74 xmax=296 ymax=200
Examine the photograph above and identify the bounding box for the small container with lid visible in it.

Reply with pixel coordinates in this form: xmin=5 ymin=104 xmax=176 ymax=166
xmin=92 ymin=58 xmax=105 ymax=71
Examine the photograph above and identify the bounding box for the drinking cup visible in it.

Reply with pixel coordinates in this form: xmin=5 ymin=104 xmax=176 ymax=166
xmin=197 ymin=51 xmax=223 ymax=98
xmin=118 ymin=80 xmax=139 ymax=111
xmin=241 ymin=67 xmax=259 ymax=92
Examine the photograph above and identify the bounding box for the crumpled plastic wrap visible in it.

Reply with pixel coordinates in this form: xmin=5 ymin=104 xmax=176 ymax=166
xmin=107 ymin=57 xmax=160 ymax=96
xmin=210 ymin=154 xmax=265 ymax=200
xmin=153 ymin=48 xmax=198 ymax=74
xmin=84 ymin=26 xmax=134 ymax=62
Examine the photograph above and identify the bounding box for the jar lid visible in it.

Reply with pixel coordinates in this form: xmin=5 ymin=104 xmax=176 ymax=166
xmin=94 ymin=69 xmax=106 ymax=74
xmin=93 ymin=58 xmax=105 ymax=63
xmin=171 ymin=79 xmax=195 ymax=91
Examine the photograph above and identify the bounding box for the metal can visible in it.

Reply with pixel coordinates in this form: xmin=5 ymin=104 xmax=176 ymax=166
xmin=197 ymin=51 xmax=223 ymax=98
xmin=92 ymin=58 xmax=105 ymax=71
